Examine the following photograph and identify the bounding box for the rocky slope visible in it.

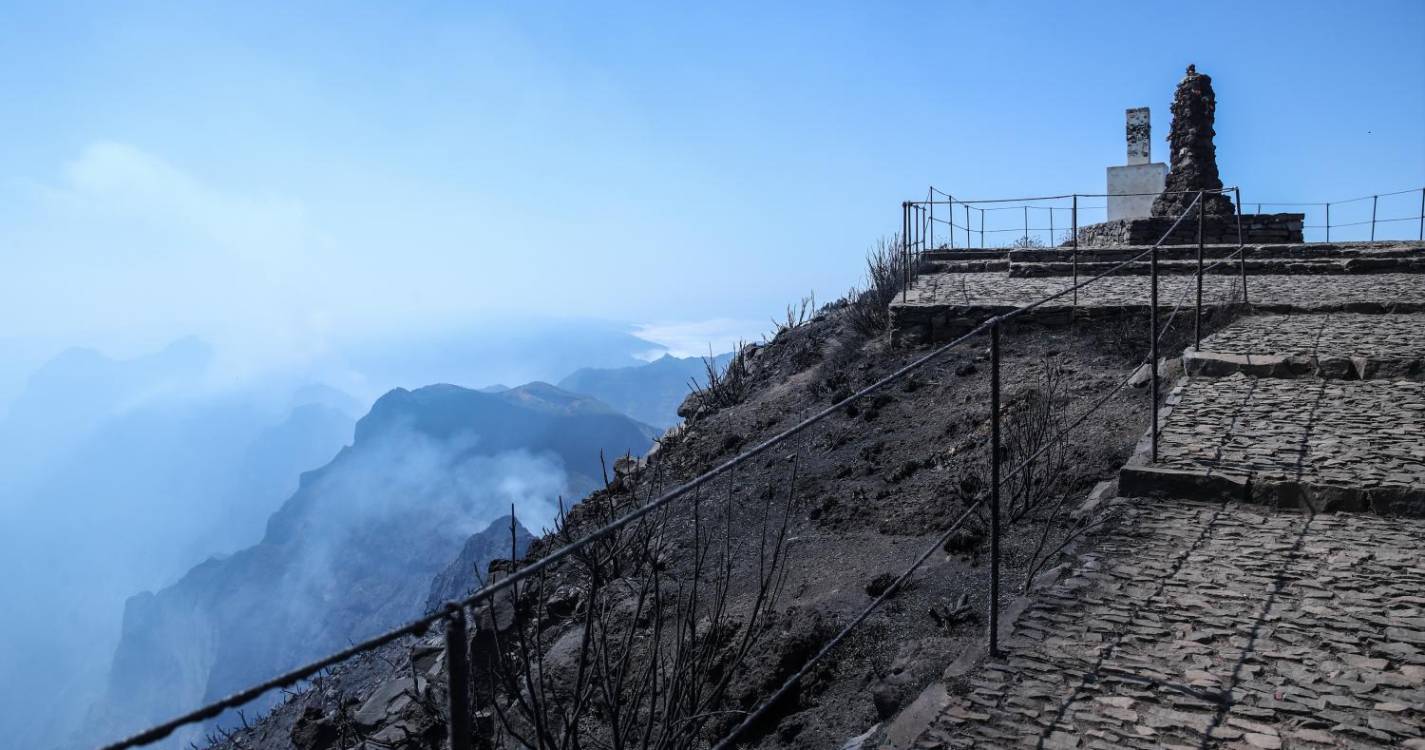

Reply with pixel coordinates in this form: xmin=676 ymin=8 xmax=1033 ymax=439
xmin=79 ymin=382 xmax=657 ymax=749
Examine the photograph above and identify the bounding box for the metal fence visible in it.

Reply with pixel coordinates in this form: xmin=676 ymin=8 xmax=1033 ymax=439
xmin=1248 ymin=187 xmax=1425 ymax=243
xmin=904 ymin=185 xmax=1425 ymax=249
xmin=104 ymin=188 xmax=1248 ymax=750
xmin=900 ymin=187 xmax=1248 ymax=309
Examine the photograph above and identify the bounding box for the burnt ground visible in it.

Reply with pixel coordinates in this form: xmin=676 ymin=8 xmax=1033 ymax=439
xmin=205 ymin=300 xmax=1176 ymax=750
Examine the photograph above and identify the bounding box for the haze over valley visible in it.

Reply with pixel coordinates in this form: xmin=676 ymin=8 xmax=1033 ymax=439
xmin=0 ymin=328 xmax=728 ymax=748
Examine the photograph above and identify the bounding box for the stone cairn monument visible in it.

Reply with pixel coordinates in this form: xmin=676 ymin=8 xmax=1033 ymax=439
xmin=1071 ymin=65 xmax=1303 ymax=246
xmin=1151 ymin=65 xmax=1237 ymax=217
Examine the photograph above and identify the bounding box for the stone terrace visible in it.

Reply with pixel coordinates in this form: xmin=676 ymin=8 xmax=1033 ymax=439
xmin=891 ymin=272 xmax=1425 ymax=345
xmin=1184 ymin=314 xmax=1425 ymax=380
xmin=892 ymin=241 xmax=1425 ymax=345
xmin=911 ymin=501 xmax=1425 ymax=749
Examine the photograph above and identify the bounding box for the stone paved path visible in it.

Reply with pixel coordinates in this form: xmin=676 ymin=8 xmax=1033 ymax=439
xmin=914 ymin=501 xmax=1425 ymax=749
xmin=896 ymin=273 xmax=1425 ymax=313
xmin=1120 ymin=374 xmax=1425 ymax=514
xmin=1185 ymin=314 xmax=1425 ymax=380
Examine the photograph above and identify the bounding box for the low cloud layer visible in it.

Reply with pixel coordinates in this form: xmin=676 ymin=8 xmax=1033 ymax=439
xmin=633 ymin=318 xmax=765 ymax=359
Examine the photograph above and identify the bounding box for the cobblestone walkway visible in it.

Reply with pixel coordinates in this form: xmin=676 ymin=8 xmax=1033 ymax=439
xmin=896 ymin=273 xmax=1425 ymax=313
xmin=1186 ymin=314 xmax=1425 ymax=380
xmin=914 ymin=501 xmax=1425 ymax=749
xmin=1121 ymin=375 xmax=1425 ymax=514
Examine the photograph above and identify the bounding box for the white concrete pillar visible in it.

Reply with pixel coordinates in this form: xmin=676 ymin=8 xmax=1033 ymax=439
xmin=1108 ymin=107 xmax=1168 ymax=221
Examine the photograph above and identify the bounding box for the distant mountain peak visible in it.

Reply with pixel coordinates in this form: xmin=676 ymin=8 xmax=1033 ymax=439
xmin=355 ymin=382 xmax=649 ymax=446
xmin=556 ymin=352 xmax=734 ymax=429
xmin=497 ymin=381 xmax=618 ymax=416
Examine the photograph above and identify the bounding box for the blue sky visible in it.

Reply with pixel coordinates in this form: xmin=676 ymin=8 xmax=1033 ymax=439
xmin=1 ymin=0 xmax=1422 ymax=369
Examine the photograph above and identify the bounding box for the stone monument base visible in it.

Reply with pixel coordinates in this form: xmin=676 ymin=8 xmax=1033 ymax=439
xmin=1107 ymin=163 xmax=1168 ymax=220
xmin=1070 ymin=213 xmax=1304 ymax=247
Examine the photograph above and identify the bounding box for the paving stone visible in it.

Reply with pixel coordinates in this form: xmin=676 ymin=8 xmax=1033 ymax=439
xmin=912 ymin=501 xmax=1425 ymax=748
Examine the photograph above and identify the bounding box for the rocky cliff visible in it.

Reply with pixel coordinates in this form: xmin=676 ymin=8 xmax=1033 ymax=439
xmin=424 ymin=515 xmax=533 ymax=612
xmin=79 ymin=383 xmax=656 ymax=748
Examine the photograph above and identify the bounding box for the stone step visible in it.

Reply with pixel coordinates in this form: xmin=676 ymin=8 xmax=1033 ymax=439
xmin=921 ymin=260 xmax=1010 ymax=274
xmin=1184 ymin=313 xmax=1425 ymax=380
xmin=921 ymin=249 xmax=1009 ymax=261
xmin=1119 ymin=374 xmax=1425 ymax=515
xmin=1007 ymin=256 xmax=1425 ymax=277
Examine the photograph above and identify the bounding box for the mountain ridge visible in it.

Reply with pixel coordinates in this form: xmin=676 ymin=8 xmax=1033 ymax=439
xmin=557 ymin=352 xmax=732 ymax=428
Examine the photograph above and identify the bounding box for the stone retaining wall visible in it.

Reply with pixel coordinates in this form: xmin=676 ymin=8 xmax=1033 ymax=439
xmin=1013 ymin=241 xmax=1424 ymax=263
xmin=888 ymin=302 xmax=1156 ymax=347
xmin=1071 ymin=213 xmax=1303 ymax=246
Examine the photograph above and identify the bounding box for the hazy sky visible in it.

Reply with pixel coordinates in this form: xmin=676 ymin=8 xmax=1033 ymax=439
xmin=2 ymin=0 xmax=1422 ymax=371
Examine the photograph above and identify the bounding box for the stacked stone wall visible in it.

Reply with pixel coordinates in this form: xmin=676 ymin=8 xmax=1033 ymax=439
xmin=1071 ymin=213 xmax=1303 ymax=247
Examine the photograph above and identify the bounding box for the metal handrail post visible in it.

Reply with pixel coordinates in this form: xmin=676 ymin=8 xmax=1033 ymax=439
xmin=1419 ymin=188 xmax=1424 ymax=241
xmin=902 ymin=202 xmax=910 ymax=303
xmin=917 ymin=204 xmax=923 ymax=279
xmin=913 ymin=204 xmax=920 ymax=274
xmin=920 ymin=204 xmax=926 ymax=255
xmin=1371 ymin=195 xmax=1378 ymax=241
xmin=445 ymin=610 xmax=474 ymax=750
xmin=1049 ymin=207 xmax=1055 ymax=247
xmin=1150 ymin=219 xmax=1160 ymax=463
xmin=929 ymin=195 xmax=935 ymax=252
xmin=919 ymin=204 xmax=926 ymax=261
xmin=1022 ymin=205 xmax=1028 ymax=243
xmin=979 ymin=207 xmax=985 ymax=248
xmin=988 ymin=319 xmax=1001 ymax=657
xmin=1236 ymin=188 xmax=1248 ymax=306
xmin=1325 ymin=202 xmax=1331 ymax=243
xmin=912 ymin=205 xmax=923 ymax=262
xmin=916 ymin=204 xmax=924 ymax=282
xmin=965 ymin=203 xmax=971 ymax=248
xmin=947 ymin=197 xmax=954 ymax=251
xmin=1072 ymin=194 xmax=1078 ymax=307
xmin=1195 ymin=195 xmax=1204 ymax=350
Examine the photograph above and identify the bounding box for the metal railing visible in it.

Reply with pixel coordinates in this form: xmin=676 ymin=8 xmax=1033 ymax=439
xmin=905 ymin=185 xmax=1425 ymax=250
xmin=104 ymin=189 xmax=1245 ymax=750
xmin=899 ymin=186 xmax=1250 ymax=308
xmin=1249 ymin=187 xmax=1425 ymax=243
